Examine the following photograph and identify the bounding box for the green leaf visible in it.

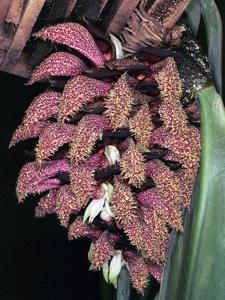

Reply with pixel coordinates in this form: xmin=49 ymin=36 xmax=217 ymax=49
xmin=200 ymin=0 xmax=223 ymax=95
xmin=185 ymin=0 xmax=202 ymax=35
xmin=157 ymin=85 xmax=225 ymax=300
xmin=116 ymin=266 xmax=131 ymax=300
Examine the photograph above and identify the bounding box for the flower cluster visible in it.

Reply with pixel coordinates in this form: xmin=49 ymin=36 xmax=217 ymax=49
xmin=10 ymin=1 xmax=200 ymax=294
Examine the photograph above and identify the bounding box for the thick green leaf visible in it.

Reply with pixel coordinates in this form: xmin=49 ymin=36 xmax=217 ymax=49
xmin=200 ymin=0 xmax=223 ymax=95
xmin=185 ymin=0 xmax=202 ymax=35
xmin=157 ymin=85 xmax=225 ymax=300
xmin=116 ymin=266 xmax=131 ymax=300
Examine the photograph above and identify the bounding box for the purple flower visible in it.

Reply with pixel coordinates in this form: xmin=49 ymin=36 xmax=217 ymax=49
xmin=36 ymin=123 xmax=76 ymax=164
xmin=33 ymin=23 xmax=105 ymax=67
xmin=28 ymin=52 xmax=86 ymax=84
xmin=58 ymin=76 xmax=111 ymax=122
xmin=16 ymin=159 xmax=69 ymax=202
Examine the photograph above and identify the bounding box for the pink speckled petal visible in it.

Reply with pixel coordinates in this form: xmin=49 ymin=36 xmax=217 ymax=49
xmin=68 ymin=216 xmax=102 ymax=241
xmin=36 ymin=123 xmax=76 ymax=164
xmin=138 ymin=188 xmax=183 ymax=231
xmin=146 ymin=261 xmax=163 ymax=282
xmin=90 ymin=231 xmax=115 ymax=270
xmin=55 ymin=185 xmax=81 ymax=227
xmin=35 ymin=189 xmax=58 ymax=217
xmin=124 ymin=251 xmax=149 ymax=295
xmin=9 ymin=120 xmax=51 ymax=148
xmin=69 ymin=114 xmax=110 ymax=162
xmin=16 ymin=159 xmax=69 ymax=202
xmin=23 ymin=91 xmax=61 ymax=127
xmin=70 ymin=152 xmax=103 ymax=208
xmin=59 ymin=76 xmax=111 ymax=122
xmin=28 ymin=52 xmax=86 ymax=84
xmin=33 ymin=23 xmax=105 ymax=66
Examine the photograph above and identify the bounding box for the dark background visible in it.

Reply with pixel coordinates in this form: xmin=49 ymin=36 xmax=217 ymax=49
xmin=1 ymin=2 xmax=225 ymax=299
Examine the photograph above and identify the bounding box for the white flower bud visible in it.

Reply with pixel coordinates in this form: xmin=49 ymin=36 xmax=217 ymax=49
xmin=109 ymin=251 xmax=123 ymax=284
xmin=102 ymin=262 xmax=109 ymax=283
xmin=104 ymin=145 xmax=120 ymax=166
xmin=100 ymin=209 xmax=112 ymax=222
xmin=83 ymin=198 xmax=105 ymax=223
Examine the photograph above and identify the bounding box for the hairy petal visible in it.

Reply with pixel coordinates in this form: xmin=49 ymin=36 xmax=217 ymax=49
xmin=141 ymin=207 xmax=169 ymax=263
xmin=152 ymin=126 xmax=201 ymax=198
xmin=175 ymin=169 xmax=192 ymax=208
xmin=23 ymin=91 xmax=61 ymax=127
xmin=36 ymin=123 xmax=76 ymax=164
xmin=125 ymin=216 xmax=167 ymax=264
xmin=150 ymin=126 xmax=168 ymax=146
xmin=59 ymin=76 xmax=111 ymax=122
xmin=91 ymin=231 xmax=115 ymax=270
xmin=70 ymin=153 xmax=103 ymax=208
xmin=124 ymin=251 xmax=149 ymax=295
xmin=159 ymin=98 xmax=188 ymax=134
xmin=68 ymin=216 xmax=101 ymax=240
xmin=16 ymin=159 xmax=69 ymax=202
xmin=55 ymin=185 xmax=81 ymax=227
xmin=186 ymin=126 xmax=201 ymax=184
xmin=10 ymin=90 xmax=61 ymax=147
xmin=35 ymin=189 xmax=58 ymax=217
xmin=69 ymin=115 xmax=110 ymax=163
xmin=33 ymin=22 xmax=105 ymax=66
xmin=157 ymin=127 xmax=201 ymax=175
xmin=145 ymin=160 xmax=183 ymax=208
xmin=111 ymin=178 xmax=137 ymax=226
xmin=153 ymin=58 xmax=187 ymax=133
xmin=124 ymin=217 xmax=145 ymax=251
xmin=9 ymin=120 xmax=51 ymax=148
xmin=28 ymin=52 xmax=86 ymax=84
xmin=145 ymin=260 xmax=163 ymax=282
xmin=105 ymin=73 xmax=135 ymax=129
xmin=120 ymin=140 xmax=146 ymax=187
xmin=129 ymin=104 xmax=153 ymax=147
xmin=137 ymin=188 xmax=183 ymax=230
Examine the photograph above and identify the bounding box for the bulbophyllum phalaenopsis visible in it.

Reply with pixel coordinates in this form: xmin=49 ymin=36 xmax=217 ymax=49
xmin=10 ymin=0 xmax=203 ymax=294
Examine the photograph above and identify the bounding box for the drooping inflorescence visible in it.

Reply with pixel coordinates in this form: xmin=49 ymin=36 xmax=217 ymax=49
xmin=10 ymin=0 xmax=201 ymax=294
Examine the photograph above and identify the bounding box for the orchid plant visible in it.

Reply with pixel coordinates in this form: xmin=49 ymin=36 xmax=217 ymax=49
xmin=10 ymin=0 xmax=224 ymax=299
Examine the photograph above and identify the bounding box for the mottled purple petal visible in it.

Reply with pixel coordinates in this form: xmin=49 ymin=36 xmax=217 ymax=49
xmin=153 ymin=58 xmax=187 ymax=133
xmin=145 ymin=160 xmax=183 ymax=208
xmin=105 ymin=73 xmax=135 ymax=129
xmin=129 ymin=104 xmax=153 ymax=147
xmin=16 ymin=159 xmax=69 ymax=202
xmin=124 ymin=251 xmax=149 ymax=295
xmin=111 ymin=178 xmax=137 ymax=226
xmin=138 ymin=188 xmax=183 ymax=230
xmin=68 ymin=216 xmax=102 ymax=240
xmin=33 ymin=23 xmax=105 ymax=66
xmin=35 ymin=189 xmax=58 ymax=217
xmin=90 ymin=231 xmax=115 ymax=270
xmin=120 ymin=140 xmax=146 ymax=187
xmin=28 ymin=52 xmax=86 ymax=84
xmin=70 ymin=153 xmax=103 ymax=208
xmin=55 ymin=185 xmax=81 ymax=227
xmin=36 ymin=123 xmax=76 ymax=164
xmin=146 ymin=260 xmax=163 ymax=282
xmin=23 ymin=91 xmax=61 ymax=127
xmin=9 ymin=120 xmax=51 ymax=148
xmin=69 ymin=114 xmax=110 ymax=163
xmin=58 ymin=75 xmax=111 ymax=122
